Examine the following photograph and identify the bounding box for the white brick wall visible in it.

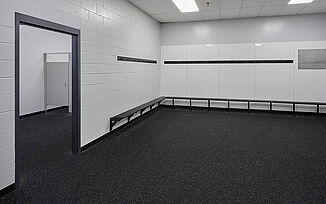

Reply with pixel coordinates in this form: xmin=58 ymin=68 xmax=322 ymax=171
xmin=0 ymin=0 xmax=160 ymax=191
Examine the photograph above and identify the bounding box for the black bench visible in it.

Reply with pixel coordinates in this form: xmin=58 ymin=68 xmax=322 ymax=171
xmin=110 ymin=97 xmax=166 ymax=131
xmin=110 ymin=96 xmax=326 ymax=132
xmin=165 ymin=96 xmax=326 ymax=115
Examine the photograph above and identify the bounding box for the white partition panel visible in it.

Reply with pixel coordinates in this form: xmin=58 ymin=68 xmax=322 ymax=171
xmin=187 ymin=44 xmax=219 ymax=60
xmin=186 ymin=44 xmax=219 ymax=100
xmin=161 ymin=45 xmax=187 ymax=97
xmin=45 ymin=53 xmax=72 ymax=112
xmin=255 ymin=42 xmax=294 ymax=59
xmin=46 ymin=62 xmax=69 ymax=107
xmin=161 ymin=45 xmax=187 ymax=60
xmin=253 ymin=42 xmax=295 ymax=111
xmin=220 ymin=65 xmax=255 ymax=99
xmin=161 ymin=65 xmax=187 ymax=97
xmin=216 ymin=43 xmax=255 ymax=109
xmin=255 ymin=64 xmax=294 ymax=101
xmin=187 ymin=65 xmax=219 ymax=97
xmin=220 ymin=43 xmax=254 ymax=59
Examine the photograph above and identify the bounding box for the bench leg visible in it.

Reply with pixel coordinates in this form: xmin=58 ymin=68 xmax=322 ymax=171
xmin=190 ymin=99 xmax=192 ymax=110
xmin=292 ymin=103 xmax=295 ymax=116
xmin=248 ymin=101 xmax=250 ymax=113
xmin=110 ymin=119 xmax=114 ymax=132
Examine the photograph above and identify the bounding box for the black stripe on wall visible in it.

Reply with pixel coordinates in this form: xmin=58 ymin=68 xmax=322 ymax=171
xmin=117 ymin=56 xmax=157 ymax=64
xmin=164 ymin=60 xmax=293 ymax=64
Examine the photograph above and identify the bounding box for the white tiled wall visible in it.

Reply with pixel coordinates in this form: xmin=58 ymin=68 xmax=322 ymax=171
xmin=0 ymin=0 xmax=160 ymax=191
xmin=161 ymin=41 xmax=326 ymax=111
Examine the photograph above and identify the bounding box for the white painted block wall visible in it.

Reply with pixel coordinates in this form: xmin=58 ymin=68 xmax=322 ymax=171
xmin=0 ymin=0 xmax=160 ymax=191
xmin=161 ymin=41 xmax=326 ymax=112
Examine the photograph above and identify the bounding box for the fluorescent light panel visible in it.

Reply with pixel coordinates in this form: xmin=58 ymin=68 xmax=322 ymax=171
xmin=172 ymin=0 xmax=199 ymax=13
xmin=288 ymin=0 xmax=314 ymax=4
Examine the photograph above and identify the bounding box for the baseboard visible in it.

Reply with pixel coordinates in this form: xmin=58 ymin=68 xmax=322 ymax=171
xmin=20 ymin=106 xmax=69 ymax=119
xmin=0 ymin=183 xmax=15 ymax=197
xmin=81 ymin=106 xmax=162 ymax=152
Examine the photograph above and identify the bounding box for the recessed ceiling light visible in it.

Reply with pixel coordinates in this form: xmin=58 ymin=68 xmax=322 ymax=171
xmin=288 ymin=0 xmax=314 ymax=5
xmin=206 ymin=44 xmax=213 ymax=47
xmin=255 ymin=43 xmax=263 ymax=47
xmin=172 ymin=0 xmax=199 ymax=13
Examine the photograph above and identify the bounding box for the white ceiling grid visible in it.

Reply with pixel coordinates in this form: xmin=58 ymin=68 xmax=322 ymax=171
xmin=127 ymin=0 xmax=326 ymax=22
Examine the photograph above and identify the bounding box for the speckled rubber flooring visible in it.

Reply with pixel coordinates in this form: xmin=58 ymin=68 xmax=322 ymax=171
xmin=1 ymin=107 xmax=326 ymax=203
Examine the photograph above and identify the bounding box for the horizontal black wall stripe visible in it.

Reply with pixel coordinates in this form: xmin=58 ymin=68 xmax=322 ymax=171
xmin=164 ymin=60 xmax=293 ymax=64
xmin=117 ymin=56 xmax=157 ymax=64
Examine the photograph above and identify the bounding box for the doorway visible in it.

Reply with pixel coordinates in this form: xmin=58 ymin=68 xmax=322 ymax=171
xmin=15 ymin=13 xmax=81 ymax=187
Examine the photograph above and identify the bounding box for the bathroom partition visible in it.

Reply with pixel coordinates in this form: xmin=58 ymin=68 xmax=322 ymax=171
xmin=44 ymin=52 xmax=72 ymax=113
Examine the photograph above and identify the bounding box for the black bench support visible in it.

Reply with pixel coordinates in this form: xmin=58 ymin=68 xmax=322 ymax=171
xmin=163 ymin=96 xmax=326 ymax=116
xmin=110 ymin=97 xmax=165 ymax=131
xmin=110 ymin=96 xmax=326 ymax=132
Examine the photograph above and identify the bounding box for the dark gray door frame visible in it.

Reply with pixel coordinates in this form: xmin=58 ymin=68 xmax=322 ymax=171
xmin=15 ymin=13 xmax=81 ymax=186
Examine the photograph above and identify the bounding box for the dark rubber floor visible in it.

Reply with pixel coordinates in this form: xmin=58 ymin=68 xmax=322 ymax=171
xmin=1 ymin=107 xmax=326 ymax=203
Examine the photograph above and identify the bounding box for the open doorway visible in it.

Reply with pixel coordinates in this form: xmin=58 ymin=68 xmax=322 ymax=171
xmin=15 ymin=13 xmax=81 ymax=187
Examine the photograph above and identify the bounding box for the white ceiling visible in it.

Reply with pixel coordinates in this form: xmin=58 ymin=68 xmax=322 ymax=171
xmin=128 ymin=0 xmax=326 ymax=22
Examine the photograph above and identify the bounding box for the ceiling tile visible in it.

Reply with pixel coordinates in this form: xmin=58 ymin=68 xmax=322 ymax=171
xmin=242 ymin=0 xmax=265 ymax=8
xmin=201 ymin=9 xmax=221 ymax=20
xmin=183 ymin=12 xmax=203 ymax=21
xmin=264 ymin=0 xmax=290 ymax=6
xmin=132 ymin=0 xmax=161 ymax=15
xmin=166 ymin=12 xmax=187 ymax=22
xmin=299 ymin=1 xmax=326 ymax=14
xmin=258 ymin=5 xmax=284 ymax=16
xmin=278 ymin=4 xmax=306 ymax=15
xmin=127 ymin=0 xmax=326 ymax=22
xmin=220 ymin=0 xmax=243 ymax=9
xmin=239 ymin=7 xmax=261 ymax=17
xmin=151 ymin=14 xmax=170 ymax=22
xmin=196 ymin=0 xmax=220 ymax=11
xmin=220 ymin=8 xmax=241 ymax=18
xmin=149 ymin=0 xmax=180 ymax=13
